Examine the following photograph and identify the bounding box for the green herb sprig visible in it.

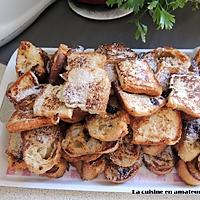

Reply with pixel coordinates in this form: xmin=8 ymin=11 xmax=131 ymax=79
xmin=106 ymin=0 xmax=200 ymax=42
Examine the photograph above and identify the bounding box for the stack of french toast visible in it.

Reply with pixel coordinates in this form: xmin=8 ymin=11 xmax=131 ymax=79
xmin=5 ymin=41 xmax=200 ymax=185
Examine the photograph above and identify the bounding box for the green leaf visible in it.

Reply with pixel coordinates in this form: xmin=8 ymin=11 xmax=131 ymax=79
xmin=159 ymin=8 xmax=175 ymax=30
xmin=135 ymin=21 xmax=148 ymax=43
xmin=122 ymin=0 xmax=145 ymax=13
xmin=152 ymin=6 xmax=175 ymax=30
xmin=106 ymin=0 xmax=145 ymax=13
xmin=147 ymin=0 xmax=158 ymax=10
xmin=106 ymin=0 xmax=124 ymax=7
xmin=169 ymin=0 xmax=187 ymax=10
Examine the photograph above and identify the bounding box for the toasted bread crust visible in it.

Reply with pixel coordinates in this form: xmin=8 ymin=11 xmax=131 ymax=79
xmin=131 ymin=107 xmax=182 ymax=145
xmin=113 ymin=81 xmax=166 ymax=117
xmin=86 ymin=111 xmax=129 ymax=142
xmin=7 ymin=110 xmax=59 ymax=133
xmin=177 ymin=159 xmax=200 ymax=186
xmin=23 ymin=126 xmax=62 ymax=174
xmin=167 ymin=75 xmax=200 ymax=118
xmin=116 ymin=59 xmax=162 ymax=96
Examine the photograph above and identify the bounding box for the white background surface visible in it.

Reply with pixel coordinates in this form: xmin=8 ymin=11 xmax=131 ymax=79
xmin=0 ymin=62 xmax=199 ymax=199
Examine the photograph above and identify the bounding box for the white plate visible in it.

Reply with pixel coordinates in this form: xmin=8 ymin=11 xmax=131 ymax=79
xmin=0 ymin=48 xmax=199 ymax=193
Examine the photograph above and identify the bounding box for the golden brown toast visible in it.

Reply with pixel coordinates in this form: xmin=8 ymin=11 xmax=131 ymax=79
xmin=22 ymin=126 xmax=62 ymax=174
xmin=6 ymin=71 xmax=43 ymax=110
xmin=176 ymin=118 xmax=200 ymax=162
xmin=33 ymin=84 xmax=73 ymax=119
xmin=104 ymin=157 xmax=142 ymax=183
xmin=96 ymin=43 xmax=136 ymax=63
xmin=86 ymin=111 xmax=129 ymax=142
xmin=167 ymin=75 xmax=200 ymax=118
xmin=41 ymin=159 xmax=69 ymax=178
xmin=113 ymin=81 xmax=166 ymax=117
xmin=66 ymin=51 xmax=107 ymax=70
xmin=109 ymin=142 xmax=141 ymax=167
xmin=7 ymin=110 xmax=59 ymax=133
xmin=49 ymin=44 xmax=70 ymax=84
xmin=61 ymin=123 xmax=119 ymax=157
xmin=73 ymin=157 xmax=106 ymax=180
xmin=143 ymin=147 xmax=174 ymax=175
xmin=177 ymin=159 xmax=200 ymax=186
xmin=131 ymin=107 xmax=182 ymax=145
xmin=116 ymin=59 xmax=162 ymax=96
xmin=62 ymin=67 xmax=111 ymax=115
xmin=16 ymin=41 xmax=48 ymax=81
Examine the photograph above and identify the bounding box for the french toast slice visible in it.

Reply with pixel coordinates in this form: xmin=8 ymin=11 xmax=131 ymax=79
xmin=41 ymin=159 xmax=69 ymax=178
xmin=177 ymin=159 xmax=200 ymax=186
xmin=176 ymin=118 xmax=200 ymax=162
xmin=49 ymin=44 xmax=70 ymax=85
xmin=116 ymin=59 xmax=162 ymax=96
xmin=141 ymin=47 xmax=191 ymax=90
xmin=7 ymin=110 xmax=59 ymax=133
xmin=33 ymin=84 xmax=73 ymax=119
xmin=61 ymin=123 xmax=119 ymax=157
xmin=113 ymin=81 xmax=166 ymax=117
xmin=109 ymin=142 xmax=141 ymax=168
xmin=6 ymin=71 xmax=43 ymax=110
xmin=131 ymin=107 xmax=182 ymax=145
xmin=16 ymin=41 xmax=49 ymax=81
xmin=73 ymin=157 xmax=106 ymax=180
xmin=143 ymin=47 xmax=190 ymax=90
xmin=86 ymin=111 xmax=129 ymax=142
xmin=104 ymin=157 xmax=142 ymax=183
xmin=167 ymin=75 xmax=200 ymax=118
xmin=66 ymin=51 xmax=107 ymax=70
xmin=143 ymin=147 xmax=174 ymax=175
xmin=22 ymin=126 xmax=62 ymax=174
xmin=6 ymin=133 xmax=27 ymax=170
xmin=62 ymin=67 xmax=111 ymax=115
xmin=96 ymin=43 xmax=136 ymax=63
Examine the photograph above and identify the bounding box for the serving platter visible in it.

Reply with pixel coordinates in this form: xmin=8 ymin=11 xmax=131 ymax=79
xmin=0 ymin=48 xmax=199 ymax=193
